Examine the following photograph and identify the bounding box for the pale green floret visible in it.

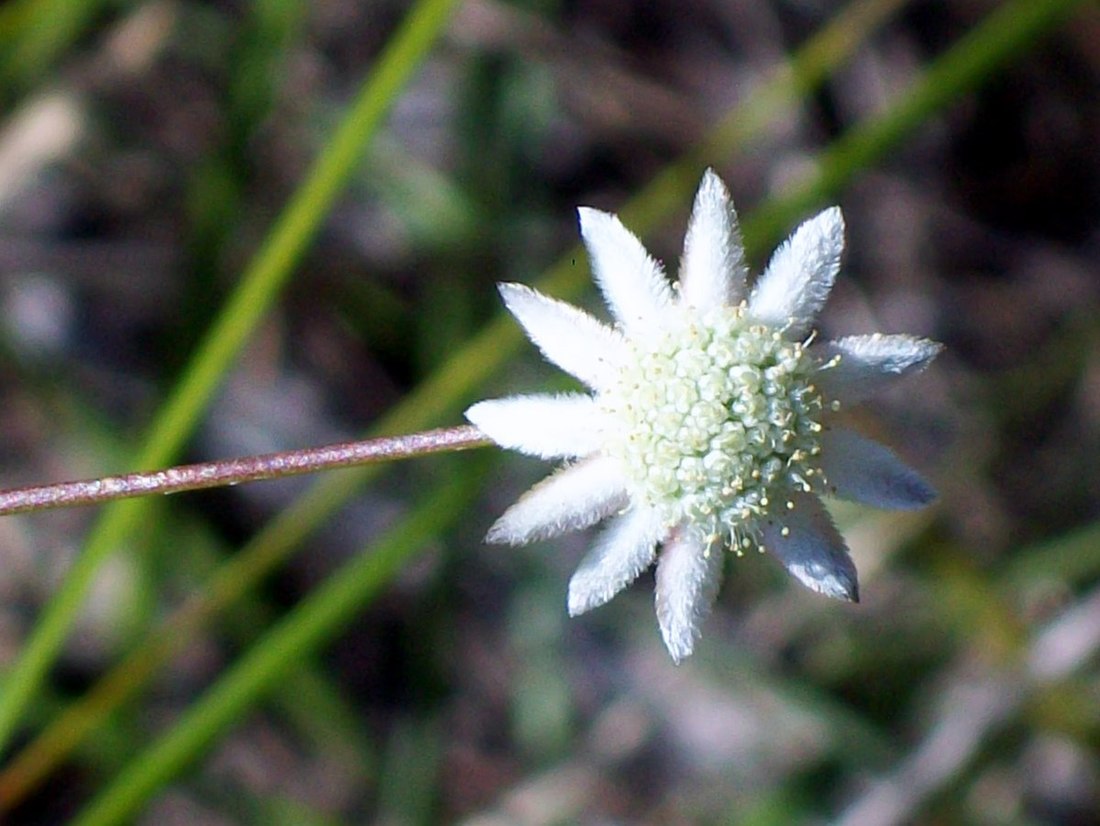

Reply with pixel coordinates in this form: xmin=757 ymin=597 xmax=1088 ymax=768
xmin=599 ymin=304 xmax=827 ymax=552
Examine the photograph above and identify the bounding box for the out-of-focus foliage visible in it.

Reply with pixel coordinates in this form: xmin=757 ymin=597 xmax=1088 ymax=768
xmin=0 ymin=0 xmax=1097 ymax=823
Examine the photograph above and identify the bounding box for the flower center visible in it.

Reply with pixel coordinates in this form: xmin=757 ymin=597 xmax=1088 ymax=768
xmin=599 ymin=304 xmax=824 ymax=550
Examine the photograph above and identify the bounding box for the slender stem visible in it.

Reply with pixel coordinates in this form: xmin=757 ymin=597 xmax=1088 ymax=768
xmin=0 ymin=426 xmax=489 ymax=517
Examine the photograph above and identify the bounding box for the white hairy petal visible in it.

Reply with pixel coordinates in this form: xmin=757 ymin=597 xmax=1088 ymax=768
xmin=814 ymin=334 xmax=942 ymax=404
xmin=821 ymin=428 xmax=936 ymax=510
xmin=763 ymin=493 xmax=858 ymax=602
xmin=466 ymin=394 xmax=604 ymax=460
xmin=749 ymin=207 xmax=845 ymax=339
xmin=655 ymin=529 xmax=725 ymax=663
xmin=679 ymin=169 xmax=746 ymax=309
xmin=578 ymin=207 xmax=673 ymax=333
xmin=498 ymin=283 xmax=627 ymax=390
xmin=567 ymin=506 xmax=664 ymax=616
xmin=486 ymin=455 xmax=629 ymax=545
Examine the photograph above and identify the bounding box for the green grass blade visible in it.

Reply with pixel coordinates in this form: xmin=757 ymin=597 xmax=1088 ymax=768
xmin=0 ymin=0 xmax=127 ymax=100
xmin=70 ymin=465 xmax=485 ymax=826
xmin=745 ymin=0 xmax=1092 ymax=250
xmin=0 ymin=0 xmax=459 ymax=755
xmin=0 ymin=527 xmax=375 ymax=811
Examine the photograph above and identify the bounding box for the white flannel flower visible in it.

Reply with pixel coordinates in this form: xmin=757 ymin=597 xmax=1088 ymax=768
xmin=467 ymin=171 xmax=941 ymax=662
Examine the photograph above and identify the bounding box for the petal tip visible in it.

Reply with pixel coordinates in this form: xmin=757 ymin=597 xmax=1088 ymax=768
xmin=875 ymin=456 xmax=939 ymax=511
xmin=794 ymin=563 xmax=859 ymax=603
xmin=660 ymin=630 xmax=696 ymax=664
xmin=764 ymin=496 xmax=860 ymax=603
xmin=901 ymin=460 xmax=938 ymax=501
xmin=813 ymin=205 xmax=845 ymax=241
xmin=566 ymin=571 xmax=598 ymax=616
xmin=660 ymin=624 xmax=695 ymax=664
xmin=832 ymin=568 xmax=860 ymax=603
xmin=918 ymin=340 xmax=946 ymax=371
xmin=903 ymin=475 xmax=938 ymax=509
xmin=484 ymin=520 xmax=518 ymax=545
xmin=463 ymin=399 xmax=490 ymax=427
xmin=698 ymin=167 xmax=729 ymax=198
xmin=576 ymin=205 xmax=609 ymax=231
xmin=566 ymin=583 xmax=595 ymax=617
xmin=899 ymin=337 xmax=944 ymax=372
xmin=496 ymin=281 xmax=530 ymax=306
xmin=829 ymin=568 xmax=860 ymax=603
xmin=811 ymin=206 xmax=846 ymax=256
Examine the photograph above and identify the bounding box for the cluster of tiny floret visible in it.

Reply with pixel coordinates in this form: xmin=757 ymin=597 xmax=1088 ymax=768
xmin=599 ymin=302 xmax=830 ymax=551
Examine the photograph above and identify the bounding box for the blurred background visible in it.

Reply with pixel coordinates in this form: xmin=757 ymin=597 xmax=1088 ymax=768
xmin=0 ymin=0 xmax=1098 ymax=823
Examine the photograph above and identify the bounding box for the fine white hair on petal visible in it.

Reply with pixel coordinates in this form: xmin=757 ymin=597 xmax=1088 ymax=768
xmin=486 ymin=455 xmax=629 ymax=545
xmin=749 ymin=206 xmax=845 ymax=339
xmin=578 ymin=207 xmax=673 ymax=334
xmin=654 ymin=528 xmax=725 ymax=663
xmin=814 ymin=334 xmax=942 ymax=404
xmin=763 ymin=493 xmax=858 ymax=602
xmin=498 ymin=283 xmax=627 ymax=390
xmin=466 ymin=394 xmax=604 ymax=460
xmin=820 ymin=428 xmax=936 ymax=510
xmin=679 ymin=169 xmax=747 ymax=309
xmin=567 ymin=506 xmax=665 ymax=617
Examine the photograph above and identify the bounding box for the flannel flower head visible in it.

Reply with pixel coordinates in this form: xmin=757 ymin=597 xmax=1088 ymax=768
xmin=467 ymin=171 xmax=941 ymax=662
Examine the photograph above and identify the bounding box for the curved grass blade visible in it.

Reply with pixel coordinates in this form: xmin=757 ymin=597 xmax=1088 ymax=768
xmin=0 ymin=0 xmax=130 ymax=101
xmin=744 ymin=0 xmax=1092 ymax=250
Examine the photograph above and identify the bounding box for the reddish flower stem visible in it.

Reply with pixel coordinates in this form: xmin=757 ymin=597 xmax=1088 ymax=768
xmin=0 ymin=425 xmax=491 ymax=517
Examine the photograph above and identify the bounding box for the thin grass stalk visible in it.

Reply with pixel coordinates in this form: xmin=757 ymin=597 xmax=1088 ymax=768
xmin=0 ymin=0 xmax=125 ymax=97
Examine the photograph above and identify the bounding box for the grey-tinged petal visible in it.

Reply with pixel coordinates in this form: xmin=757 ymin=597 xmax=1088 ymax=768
xmin=568 ymin=506 xmax=665 ymax=616
xmin=486 ymin=455 xmax=629 ymax=545
xmin=748 ymin=207 xmax=845 ymax=339
xmin=466 ymin=394 xmax=604 ymax=460
xmin=762 ymin=493 xmax=858 ymax=602
xmin=655 ymin=528 xmax=724 ymax=663
xmin=498 ymin=283 xmax=627 ymax=390
xmin=578 ymin=207 xmax=673 ymax=333
xmin=820 ymin=428 xmax=936 ymax=510
xmin=679 ymin=169 xmax=747 ymax=309
xmin=814 ymin=334 xmax=942 ymax=404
